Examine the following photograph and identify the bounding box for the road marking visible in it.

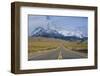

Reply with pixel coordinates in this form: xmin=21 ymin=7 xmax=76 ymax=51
xmin=58 ymin=50 xmax=62 ymax=59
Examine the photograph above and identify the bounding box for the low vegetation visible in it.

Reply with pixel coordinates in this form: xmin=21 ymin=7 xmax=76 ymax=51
xmin=28 ymin=37 xmax=60 ymax=53
xmin=28 ymin=37 xmax=88 ymax=53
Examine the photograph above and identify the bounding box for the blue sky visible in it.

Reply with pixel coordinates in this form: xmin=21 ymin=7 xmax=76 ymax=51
xmin=28 ymin=15 xmax=88 ymax=36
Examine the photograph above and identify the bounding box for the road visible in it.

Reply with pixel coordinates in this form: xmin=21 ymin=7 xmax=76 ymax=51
xmin=28 ymin=46 xmax=87 ymax=60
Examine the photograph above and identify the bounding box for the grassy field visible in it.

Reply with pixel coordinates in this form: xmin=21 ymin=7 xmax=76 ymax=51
xmin=28 ymin=37 xmax=88 ymax=53
xmin=63 ymin=41 xmax=87 ymax=53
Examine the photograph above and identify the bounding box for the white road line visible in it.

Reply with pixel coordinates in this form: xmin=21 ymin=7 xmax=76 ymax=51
xmin=58 ymin=50 xmax=63 ymax=59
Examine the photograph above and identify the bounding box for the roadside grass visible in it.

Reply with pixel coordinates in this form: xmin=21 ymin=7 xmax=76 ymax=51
xmin=63 ymin=41 xmax=88 ymax=53
xmin=63 ymin=41 xmax=87 ymax=49
xmin=28 ymin=37 xmax=88 ymax=53
xmin=28 ymin=37 xmax=60 ymax=53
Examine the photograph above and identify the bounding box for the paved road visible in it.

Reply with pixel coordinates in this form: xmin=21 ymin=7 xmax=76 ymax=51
xmin=28 ymin=47 xmax=87 ymax=61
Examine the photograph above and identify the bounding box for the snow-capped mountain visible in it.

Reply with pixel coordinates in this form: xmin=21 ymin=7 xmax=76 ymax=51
xmin=32 ymin=27 xmax=63 ymax=38
xmin=31 ymin=26 xmax=87 ymax=41
xmin=58 ymin=31 xmax=85 ymax=38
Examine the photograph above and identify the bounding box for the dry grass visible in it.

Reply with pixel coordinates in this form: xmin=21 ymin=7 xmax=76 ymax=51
xmin=63 ymin=41 xmax=87 ymax=50
xmin=28 ymin=37 xmax=61 ymax=53
xmin=28 ymin=37 xmax=88 ymax=53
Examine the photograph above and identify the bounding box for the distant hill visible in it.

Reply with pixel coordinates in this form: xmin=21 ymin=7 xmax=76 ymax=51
xmin=31 ymin=26 xmax=88 ymax=41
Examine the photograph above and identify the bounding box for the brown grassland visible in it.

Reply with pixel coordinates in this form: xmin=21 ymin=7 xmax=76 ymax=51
xmin=28 ymin=37 xmax=87 ymax=54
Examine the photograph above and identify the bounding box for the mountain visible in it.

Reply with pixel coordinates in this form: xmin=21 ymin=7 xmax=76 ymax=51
xmin=31 ymin=26 xmax=87 ymax=41
xmin=59 ymin=31 xmax=85 ymax=38
xmin=32 ymin=27 xmax=64 ymax=38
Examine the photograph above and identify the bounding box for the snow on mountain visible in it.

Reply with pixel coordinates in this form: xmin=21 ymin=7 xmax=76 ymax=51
xmin=32 ymin=27 xmax=63 ymax=37
xmin=31 ymin=26 xmax=87 ymax=39
xmin=58 ymin=30 xmax=85 ymax=38
xmin=31 ymin=27 xmax=46 ymax=35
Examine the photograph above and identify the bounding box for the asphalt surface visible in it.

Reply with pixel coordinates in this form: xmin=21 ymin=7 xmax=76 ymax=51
xmin=28 ymin=47 xmax=87 ymax=61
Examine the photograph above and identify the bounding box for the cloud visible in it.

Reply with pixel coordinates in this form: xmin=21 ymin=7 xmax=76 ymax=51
xmin=28 ymin=15 xmax=88 ymax=36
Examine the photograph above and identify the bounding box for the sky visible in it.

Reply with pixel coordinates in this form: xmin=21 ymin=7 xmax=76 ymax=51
xmin=28 ymin=15 xmax=88 ymax=37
